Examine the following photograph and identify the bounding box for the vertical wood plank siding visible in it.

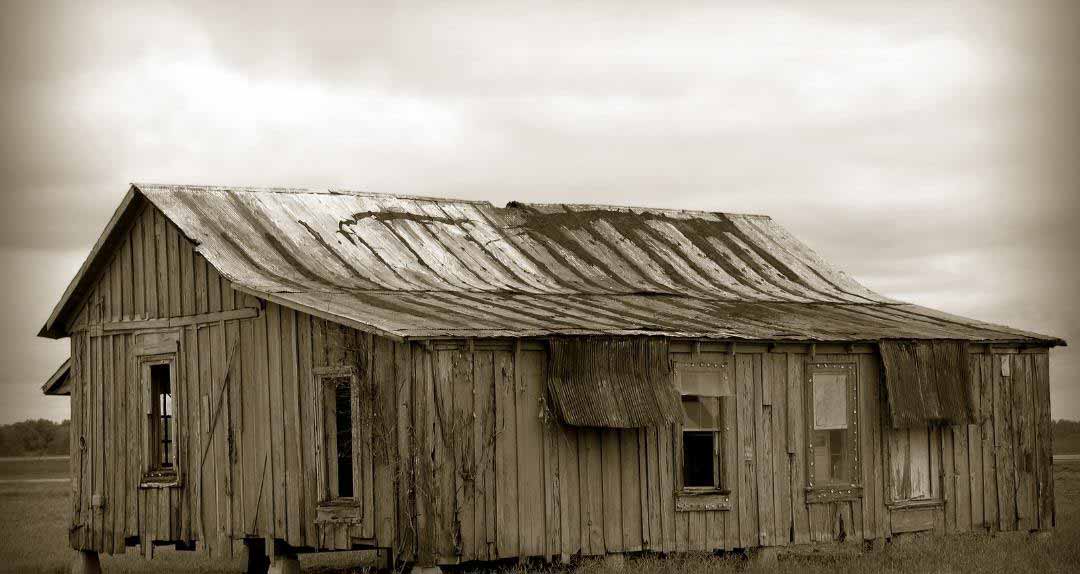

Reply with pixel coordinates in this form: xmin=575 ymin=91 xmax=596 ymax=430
xmin=64 ymin=201 xmax=1057 ymax=563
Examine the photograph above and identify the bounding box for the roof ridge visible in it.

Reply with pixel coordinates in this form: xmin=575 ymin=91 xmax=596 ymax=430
xmin=132 ymin=183 xmax=766 ymax=214
xmin=132 ymin=182 xmax=495 ymax=205
xmin=133 ymin=182 xmax=316 ymax=194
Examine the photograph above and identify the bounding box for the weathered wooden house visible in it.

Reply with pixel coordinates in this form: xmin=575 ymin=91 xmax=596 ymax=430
xmin=41 ymin=184 xmax=1064 ymax=573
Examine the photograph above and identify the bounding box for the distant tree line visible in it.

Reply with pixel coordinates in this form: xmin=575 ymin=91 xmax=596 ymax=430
xmin=0 ymin=419 xmax=70 ymax=456
xmin=1054 ymin=419 xmax=1080 ymax=455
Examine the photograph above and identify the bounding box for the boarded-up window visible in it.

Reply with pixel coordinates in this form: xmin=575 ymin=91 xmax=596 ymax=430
xmin=879 ymin=339 xmax=974 ymax=428
xmin=806 ymin=362 xmax=860 ymax=490
xmin=547 ymin=337 xmax=681 ymax=428
xmin=888 ymin=426 xmax=937 ymax=502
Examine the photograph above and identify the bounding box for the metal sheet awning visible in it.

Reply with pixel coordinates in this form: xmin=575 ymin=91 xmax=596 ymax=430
xmin=547 ymin=337 xmax=681 ymax=428
xmin=879 ymin=339 xmax=975 ymax=428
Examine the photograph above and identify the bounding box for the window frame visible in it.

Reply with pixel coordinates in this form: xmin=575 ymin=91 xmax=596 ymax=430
xmin=313 ymin=365 xmax=368 ymax=523
xmin=138 ymin=352 xmax=181 ymax=487
xmin=804 ymin=361 xmax=861 ymax=503
xmin=672 ymin=357 xmax=733 ymax=512
xmin=679 ymin=403 xmax=724 ymax=492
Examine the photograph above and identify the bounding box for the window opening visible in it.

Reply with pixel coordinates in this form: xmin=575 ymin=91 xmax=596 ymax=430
xmin=333 ymin=377 xmax=354 ymax=498
xmin=150 ymin=363 xmax=174 ymax=471
xmin=682 ymin=429 xmax=716 ymax=487
xmin=675 ymin=360 xmax=728 ymax=491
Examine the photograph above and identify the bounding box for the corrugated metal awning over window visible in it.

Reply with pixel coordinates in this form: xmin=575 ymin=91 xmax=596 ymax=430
xmin=879 ymin=339 xmax=975 ymax=428
xmin=547 ymin=337 xmax=681 ymax=428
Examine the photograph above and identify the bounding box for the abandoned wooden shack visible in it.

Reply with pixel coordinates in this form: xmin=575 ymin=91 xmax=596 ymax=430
xmin=40 ymin=184 xmax=1065 ymax=572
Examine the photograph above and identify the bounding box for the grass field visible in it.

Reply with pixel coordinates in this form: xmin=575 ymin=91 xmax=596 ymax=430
xmin=0 ymin=457 xmax=70 ymax=481
xmin=1 ymin=460 xmax=1078 ymax=573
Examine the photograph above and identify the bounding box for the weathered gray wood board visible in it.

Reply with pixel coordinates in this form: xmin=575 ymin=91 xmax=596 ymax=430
xmin=63 ymin=201 xmax=1057 ymax=565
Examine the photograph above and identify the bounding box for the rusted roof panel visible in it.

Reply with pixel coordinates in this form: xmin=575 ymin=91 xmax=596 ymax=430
xmin=38 ymin=183 xmax=1066 ymax=344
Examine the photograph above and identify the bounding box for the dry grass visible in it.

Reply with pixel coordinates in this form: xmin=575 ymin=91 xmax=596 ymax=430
xmin=1 ymin=461 xmax=1078 ymax=573
xmin=0 ymin=457 xmax=69 ymax=480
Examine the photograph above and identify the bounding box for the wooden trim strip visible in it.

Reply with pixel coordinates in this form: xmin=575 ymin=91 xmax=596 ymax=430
xmin=97 ymin=307 xmax=260 ymax=333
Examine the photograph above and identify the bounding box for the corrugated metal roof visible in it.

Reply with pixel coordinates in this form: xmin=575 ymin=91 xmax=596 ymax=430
xmin=140 ymin=184 xmax=891 ymax=302
xmin=38 ymin=183 xmax=1067 ymax=345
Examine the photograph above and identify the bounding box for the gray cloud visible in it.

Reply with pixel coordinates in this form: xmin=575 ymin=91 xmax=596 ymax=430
xmin=1 ymin=0 xmax=1077 ymax=422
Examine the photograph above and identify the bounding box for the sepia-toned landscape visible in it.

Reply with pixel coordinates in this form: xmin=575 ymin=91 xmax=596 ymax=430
xmin=3 ymin=2 xmax=1078 ymax=573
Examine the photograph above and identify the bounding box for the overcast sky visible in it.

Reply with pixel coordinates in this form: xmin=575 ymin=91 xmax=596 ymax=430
xmin=2 ymin=1 xmax=1077 ymax=423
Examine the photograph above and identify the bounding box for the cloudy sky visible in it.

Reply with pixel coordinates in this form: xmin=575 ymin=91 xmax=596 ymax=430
xmin=2 ymin=1 xmax=1077 ymax=423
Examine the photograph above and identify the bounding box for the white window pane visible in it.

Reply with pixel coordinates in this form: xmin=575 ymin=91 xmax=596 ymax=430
xmin=813 ymin=373 xmax=847 ymax=430
xmin=676 ymin=367 xmax=731 ymax=397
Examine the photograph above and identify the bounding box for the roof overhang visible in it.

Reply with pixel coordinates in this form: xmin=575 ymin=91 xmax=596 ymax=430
xmin=42 ymin=358 xmax=71 ymax=396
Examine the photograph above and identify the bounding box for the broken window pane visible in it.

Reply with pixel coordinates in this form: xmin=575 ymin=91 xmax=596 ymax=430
xmin=681 ymin=395 xmax=721 ymax=429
